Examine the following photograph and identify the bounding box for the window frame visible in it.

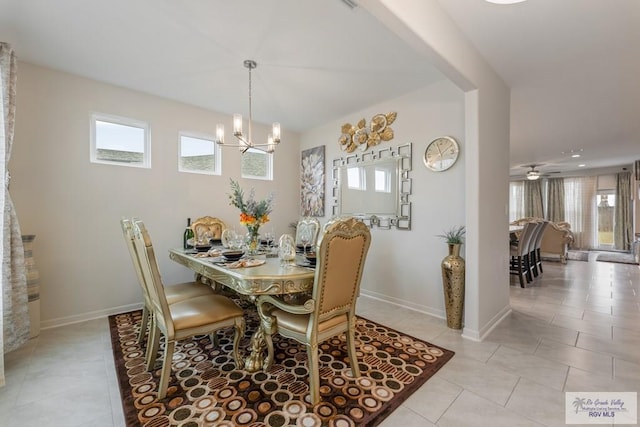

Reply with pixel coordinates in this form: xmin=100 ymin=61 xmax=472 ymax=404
xmin=90 ymin=113 xmax=150 ymax=168
xmin=177 ymin=131 xmax=222 ymax=176
xmin=240 ymin=147 xmax=273 ymax=181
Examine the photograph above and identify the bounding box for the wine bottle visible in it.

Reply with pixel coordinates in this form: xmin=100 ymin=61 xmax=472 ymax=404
xmin=183 ymin=218 xmax=194 ymax=250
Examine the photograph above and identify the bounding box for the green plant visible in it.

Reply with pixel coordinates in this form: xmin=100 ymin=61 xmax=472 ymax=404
xmin=437 ymin=225 xmax=465 ymax=244
xmin=227 ymin=179 xmax=274 ymax=229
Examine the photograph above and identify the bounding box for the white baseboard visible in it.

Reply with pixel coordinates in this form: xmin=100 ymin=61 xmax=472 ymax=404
xmin=40 ymin=302 xmax=143 ymax=330
xmin=361 ymin=289 xmax=512 ymax=343
xmin=462 ymin=304 xmax=512 ymax=342
xmin=359 ymin=289 xmax=446 ymax=320
xmin=39 ymin=295 xmax=512 ymax=342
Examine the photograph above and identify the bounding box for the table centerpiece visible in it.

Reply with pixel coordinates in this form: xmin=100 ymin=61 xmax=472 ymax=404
xmin=228 ymin=179 xmax=274 ymax=255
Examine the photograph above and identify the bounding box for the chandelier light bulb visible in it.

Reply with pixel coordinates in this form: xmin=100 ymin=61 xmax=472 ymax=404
xmin=216 ymin=124 xmax=225 ymax=145
xmin=233 ymin=114 xmax=243 ymax=137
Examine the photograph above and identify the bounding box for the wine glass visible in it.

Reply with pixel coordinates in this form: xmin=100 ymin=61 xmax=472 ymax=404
xmin=299 ymin=225 xmax=312 ymax=256
xmin=264 ymin=229 xmax=275 ymax=252
xmin=232 ymin=234 xmax=245 ymax=251
xmin=221 ymin=229 xmax=237 ymax=249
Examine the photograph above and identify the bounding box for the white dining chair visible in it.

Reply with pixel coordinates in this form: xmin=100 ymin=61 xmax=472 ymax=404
xmin=510 ymin=221 xmax=537 ymax=287
xmin=295 ymin=217 xmax=321 ymax=252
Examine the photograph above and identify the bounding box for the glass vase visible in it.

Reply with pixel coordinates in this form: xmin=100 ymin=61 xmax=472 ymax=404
xmin=246 ymin=225 xmax=260 ymax=256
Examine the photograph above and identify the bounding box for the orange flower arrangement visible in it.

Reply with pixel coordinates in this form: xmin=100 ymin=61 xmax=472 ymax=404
xmin=228 ymin=180 xmax=274 ymax=251
xmin=239 ymin=211 xmax=270 ymax=226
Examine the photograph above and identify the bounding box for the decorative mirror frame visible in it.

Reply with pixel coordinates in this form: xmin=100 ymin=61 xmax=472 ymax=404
xmin=331 ymin=143 xmax=412 ymax=230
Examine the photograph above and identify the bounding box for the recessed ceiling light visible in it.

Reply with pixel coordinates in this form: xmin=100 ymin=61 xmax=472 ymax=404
xmin=578 ymin=164 xmax=586 ymax=167
xmin=571 ymin=154 xmax=581 ymax=158
xmin=485 ymin=0 xmax=527 ymax=4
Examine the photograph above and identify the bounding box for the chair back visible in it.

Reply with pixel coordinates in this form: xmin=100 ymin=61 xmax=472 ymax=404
xmin=516 ymin=222 xmax=537 ymax=256
xmin=527 ymin=221 xmax=544 ymax=253
xmin=120 ymin=218 xmax=151 ymax=305
xmin=312 ymin=217 xmax=371 ymax=322
xmin=532 ymin=220 xmax=549 ymax=250
xmin=295 ymin=217 xmax=321 ymax=248
xmin=191 ymin=216 xmax=226 ymax=245
xmin=131 ymin=220 xmax=173 ymax=335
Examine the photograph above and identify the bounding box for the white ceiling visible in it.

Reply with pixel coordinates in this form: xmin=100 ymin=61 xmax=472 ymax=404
xmin=438 ymin=0 xmax=639 ymax=176
xmin=1 ymin=0 xmax=637 ymax=176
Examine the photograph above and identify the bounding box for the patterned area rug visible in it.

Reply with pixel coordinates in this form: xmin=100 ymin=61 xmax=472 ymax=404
xmin=596 ymin=251 xmax=639 ymax=265
xmin=109 ymin=305 xmax=454 ymax=427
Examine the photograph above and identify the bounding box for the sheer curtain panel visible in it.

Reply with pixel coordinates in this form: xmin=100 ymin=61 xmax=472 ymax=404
xmin=1 ymin=42 xmax=28 ymax=388
xmin=564 ymin=176 xmax=597 ymax=250
xmin=509 ymin=181 xmax=525 ymax=222
xmin=524 ymin=179 xmax=544 ymax=218
xmin=546 ymin=178 xmax=565 ymax=222
xmin=614 ymin=171 xmax=632 ymax=250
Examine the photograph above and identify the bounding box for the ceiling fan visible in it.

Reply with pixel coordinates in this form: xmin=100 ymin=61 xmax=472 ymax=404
xmin=512 ymin=164 xmax=561 ymax=181
xmin=526 ymin=165 xmax=542 ymax=180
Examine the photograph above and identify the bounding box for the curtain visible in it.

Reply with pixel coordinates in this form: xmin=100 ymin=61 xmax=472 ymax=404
xmin=614 ymin=171 xmax=632 ymax=250
xmin=1 ymin=42 xmax=28 ymax=387
xmin=564 ymin=176 xmax=597 ymax=250
xmin=546 ymin=178 xmax=565 ymax=222
xmin=524 ymin=179 xmax=544 ymax=218
xmin=509 ymin=181 xmax=525 ymax=222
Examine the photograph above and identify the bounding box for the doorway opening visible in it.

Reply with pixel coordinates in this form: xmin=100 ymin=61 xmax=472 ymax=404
xmin=597 ymin=191 xmax=615 ymax=249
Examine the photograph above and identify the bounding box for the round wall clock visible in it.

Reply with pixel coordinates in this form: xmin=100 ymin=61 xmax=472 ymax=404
xmin=423 ymin=136 xmax=460 ymax=171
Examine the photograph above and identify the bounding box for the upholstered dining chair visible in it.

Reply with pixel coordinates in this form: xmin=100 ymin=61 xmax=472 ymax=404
xmin=510 ymin=221 xmax=537 ymax=288
xmin=190 ymin=216 xmax=226 ymax=245
xmin=131 ymin=220 xmax=246 ymax=400
xmin=256 ymin=216 xmax=371 ymax=404
xmin=295 ymin=217 xmax=321 ymax=251
xmin=530 ymin=220 xmax=549 ymax=277
xmin=525 ymin=221 xmax=543 ymax=279
xmin=120 ymin=219 xmax=215 ymax=352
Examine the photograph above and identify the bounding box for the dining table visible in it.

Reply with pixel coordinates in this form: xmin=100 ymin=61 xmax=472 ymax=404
xmin=168 ymin=247 xmax=316 ymax=371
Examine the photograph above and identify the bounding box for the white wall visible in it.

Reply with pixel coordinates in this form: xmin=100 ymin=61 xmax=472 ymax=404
xmin=301 ymin=80 xmax=465 ymax=318
xmin=10 ymin=62 xmax=301 ymax=327
xmin=363 ymin=0 xmax=512 ymax=339
xmin=11 ymin=0 xmax=512 ymax=339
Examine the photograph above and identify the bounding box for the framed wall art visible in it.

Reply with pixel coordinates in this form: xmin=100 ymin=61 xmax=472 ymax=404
xmin=300 ymin=145 xmax=325 ymax=216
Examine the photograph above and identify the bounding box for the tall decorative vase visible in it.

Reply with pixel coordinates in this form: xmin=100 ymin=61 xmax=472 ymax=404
xmin=441 ymin=243 xmax=465 ymax=329
xmin=22 ymin=235 xmax=41 ymax=338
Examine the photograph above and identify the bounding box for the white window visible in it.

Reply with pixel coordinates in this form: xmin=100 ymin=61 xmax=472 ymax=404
xmin=347 ymin=166 xmax=366 ymax=191
xmin=90 ymin=113 xmax=150 ymax=168
xmin=374 ymin=167 xmax=391 ymax=193
xmin=241 ymin=148 xmax=273 ymax=180
xmin=178 ymin=132 xmax=221 ymax=175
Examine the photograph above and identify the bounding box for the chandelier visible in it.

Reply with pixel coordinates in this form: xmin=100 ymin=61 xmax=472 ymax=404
xmin=215 ymin=60 xmax=281 ymax=153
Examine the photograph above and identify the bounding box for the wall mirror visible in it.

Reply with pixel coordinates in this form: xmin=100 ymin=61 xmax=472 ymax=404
xmin=332 ymin=143 xmax=411 ymax=229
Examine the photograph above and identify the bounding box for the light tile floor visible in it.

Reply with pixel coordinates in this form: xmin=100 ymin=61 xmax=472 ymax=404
xmin=1 ymin=253 xmax=638 ymax=426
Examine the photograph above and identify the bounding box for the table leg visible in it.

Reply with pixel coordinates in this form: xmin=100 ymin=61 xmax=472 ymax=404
xmin=243 ymin=297 xmax=277 ymax=372
xmin=244 ymin=327 xmax=266 ymax=372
